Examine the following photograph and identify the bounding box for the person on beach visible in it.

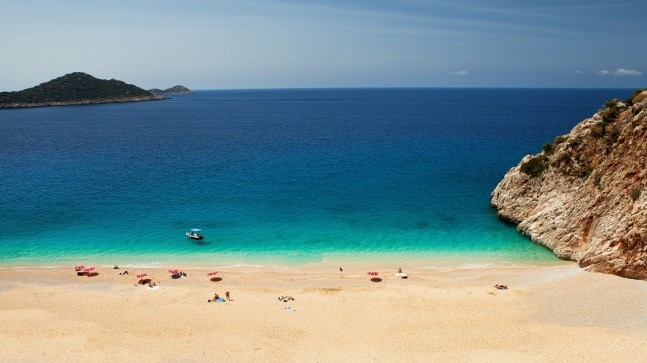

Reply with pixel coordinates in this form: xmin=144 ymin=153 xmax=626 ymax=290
xmin=339 ymin=267 xmax=343 ymax=272
xmin=119 ymin=270 xmax=129 ymax=275
xmin=398 ymin=267 xmax=402 ymax=273
xmin=209 ymin=293 xmax=220 ymax=302
xmin=113 ymin=265 xmax=119 ymax=269
xmin=225 ymin=291 xmax=230 ymax=301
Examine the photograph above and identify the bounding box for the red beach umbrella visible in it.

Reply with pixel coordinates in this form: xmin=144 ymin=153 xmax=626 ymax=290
xmin=367 ymin=271 xmax=381 ymax=282
xmin=84 ymin=266 xmax=95 ymax=273
xmin=136 ymin=272 xmax=148 ymax=284
xmin=167 ymin=269 xmax=180 ymax=275
xmin=74 ymin=265 xmax=86 ymax=272
xmin=207 ymin=271 xmax=219 ymax=282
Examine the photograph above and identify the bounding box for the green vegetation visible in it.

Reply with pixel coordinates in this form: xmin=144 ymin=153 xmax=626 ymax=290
xmin=554 ymin=135 xmax=568 ymax=145
xmin=149 ymin=85 xmax=192 ymax=95
xmin=631 ymin=188 xmax=641 ymax=201
xmin=0 ymin=72 xmax=154 ymax=106
xmin=520 ymin=156 xmax=548 ymax=178
xmin=624 ymin=88 xmax=647 ymax=106
xmin=542 ymin=142 xmax=555 ymax=154
xmin=594 ymin=172 xmax=602 ymax=188
xmin=600 ymin=98 xmax=625 ymax=123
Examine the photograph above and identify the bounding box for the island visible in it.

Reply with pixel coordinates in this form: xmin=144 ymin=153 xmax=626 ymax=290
xmin=491 ymin=88 xmax=647 ymax=280
xmin=0 ymin=72 xmax=164 ymax=109
xmin=149 ymin=85 xmax=192 ymax=95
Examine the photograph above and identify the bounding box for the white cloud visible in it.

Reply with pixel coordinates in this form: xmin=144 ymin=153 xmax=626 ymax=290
xmin=596 ymin=68 xmax=642 ymax=76
xmin=448 ymin=70 xmax=469 ymax=76
xmin=571 ymin=70 xmax=585 ymax=74
xmin=612 ymin=68 xmax=642 ymax=76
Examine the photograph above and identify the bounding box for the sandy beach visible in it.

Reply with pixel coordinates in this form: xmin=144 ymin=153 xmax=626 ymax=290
xmin=1 ymin=262 xmax=647 ymax=362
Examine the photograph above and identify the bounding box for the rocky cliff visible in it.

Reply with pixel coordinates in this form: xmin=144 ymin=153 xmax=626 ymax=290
xmin=491 ymin=90 xmax=647 ymax=279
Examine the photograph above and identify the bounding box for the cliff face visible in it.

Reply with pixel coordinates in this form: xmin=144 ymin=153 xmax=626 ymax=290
xmin=491 ymin=90 xmax=647 ymax=279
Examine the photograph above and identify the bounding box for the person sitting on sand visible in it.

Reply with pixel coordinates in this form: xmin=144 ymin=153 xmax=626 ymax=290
xmin=209 ymin=293 xmax=220 ymax=302
xmin=119 ymin=270 xmax=129 ymax=275
xmin=398 ymin=267 xmax=402 ymax=273
xmin=494 ymin=284 xmax=508 ymax=290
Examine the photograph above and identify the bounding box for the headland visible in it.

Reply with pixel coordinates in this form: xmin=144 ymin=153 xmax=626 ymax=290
xmin=149 ymin=85 xmax=192 ymax=95
xmin=492 ymin=88 xmax=647 ymax=280
xmin=0 ymin=72 xmax=165 ymax=109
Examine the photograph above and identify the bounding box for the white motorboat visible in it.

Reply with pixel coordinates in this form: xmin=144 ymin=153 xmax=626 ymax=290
xmin=186 ymin=228 xmax=204 ymax=240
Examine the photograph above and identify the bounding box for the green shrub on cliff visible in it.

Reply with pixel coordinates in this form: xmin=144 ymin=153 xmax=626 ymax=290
xmin=624 ymin=88 xmax=647 ymax=106
xmin=600 ymin=99 xmax=623 ymax=123
xmin=631 ymin=188 xmax=641 ymax=201
xmin=542 ymin=142 xmax=555 ymax=154
xmin=554 ymin=135 xmax=568 ymax=145
xmin=520 ymin=156 xmax=548 ymax=178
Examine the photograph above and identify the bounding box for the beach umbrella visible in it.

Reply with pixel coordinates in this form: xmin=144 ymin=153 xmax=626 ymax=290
xmin=167 ymin=269 xmax=180 ymax=275
xmin=207 ymin=271 xmax=218 ymax=277
xmin=367 ymin=271 xmax=380 ymax=282
xmin=74 ymin=265 xmax=86 ymax=272
xmin=83 ymin=266 xmax=95 ymax=273
xmin=136 ymin=272 xmax=148 ymax=284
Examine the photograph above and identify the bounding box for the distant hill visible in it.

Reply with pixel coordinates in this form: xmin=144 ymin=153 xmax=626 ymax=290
xmin=149 ymin=85 xmax=192 ymax=95
xmin=0 ymin=72 xmax=164 ymax=109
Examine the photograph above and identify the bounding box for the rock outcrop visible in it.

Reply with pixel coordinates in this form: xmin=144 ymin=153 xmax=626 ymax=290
xmin=491 ymin=90 xmax=647 ymax=279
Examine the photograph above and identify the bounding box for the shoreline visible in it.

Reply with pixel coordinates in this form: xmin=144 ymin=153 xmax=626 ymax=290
xmin=2 ymin=262 xmax=646 ymax=361
xmin=0 ymin=95 xmax=166 ymax=109
xmin=0 ymin=249 xmax=567 ymax=271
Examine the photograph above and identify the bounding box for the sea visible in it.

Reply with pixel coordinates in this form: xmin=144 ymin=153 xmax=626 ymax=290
xmin=0 ymin=88 xmax=633 ymax=268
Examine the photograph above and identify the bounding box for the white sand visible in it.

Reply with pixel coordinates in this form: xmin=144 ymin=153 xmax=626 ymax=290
xmin=1 ymin=263 xmax=646 ymax=362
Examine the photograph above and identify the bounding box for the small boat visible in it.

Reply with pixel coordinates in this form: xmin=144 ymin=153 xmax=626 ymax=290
xmin=186 ymin=228 xmax=204 ymax=240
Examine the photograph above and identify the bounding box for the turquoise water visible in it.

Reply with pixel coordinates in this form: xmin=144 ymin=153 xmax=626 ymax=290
xmin=0 ymin=88 xmax=632 ymax=266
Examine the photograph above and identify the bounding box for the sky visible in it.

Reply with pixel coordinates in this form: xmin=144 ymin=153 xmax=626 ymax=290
xmin=0 ymin=0 xmax=645 ymax=90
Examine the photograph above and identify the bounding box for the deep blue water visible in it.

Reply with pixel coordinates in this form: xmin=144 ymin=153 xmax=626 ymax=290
xmin=0 ymin=88 xmax=633 ymax=266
